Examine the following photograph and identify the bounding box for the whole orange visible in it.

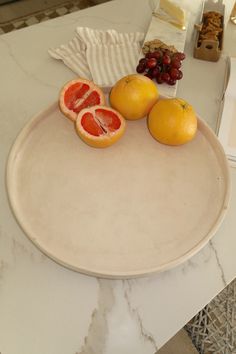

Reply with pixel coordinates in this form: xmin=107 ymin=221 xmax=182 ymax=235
xmin=109 ymin=74 xmax=159 ymax=120
xmin=148 ymin=98 xmax=197 ymax=146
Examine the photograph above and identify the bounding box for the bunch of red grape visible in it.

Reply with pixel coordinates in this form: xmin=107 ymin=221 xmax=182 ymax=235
xmin=136 ymin=49 xmax=185 ymax=86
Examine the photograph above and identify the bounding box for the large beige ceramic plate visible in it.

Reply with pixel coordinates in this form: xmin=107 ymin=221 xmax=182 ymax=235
xmin=6 ymin=102 xmax=231 ymax=278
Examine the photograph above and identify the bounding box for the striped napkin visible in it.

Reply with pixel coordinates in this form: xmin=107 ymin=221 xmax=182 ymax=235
xmin=49 ymin=27 xmax=144 ymax=87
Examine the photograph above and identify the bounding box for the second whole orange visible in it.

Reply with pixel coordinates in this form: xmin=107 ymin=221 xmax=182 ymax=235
xmin=148 ymin=98 xmax=198 ymax=146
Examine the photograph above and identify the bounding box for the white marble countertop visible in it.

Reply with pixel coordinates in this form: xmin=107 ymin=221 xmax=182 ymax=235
xmin=1 ymin=0 xmax=236 ymax=353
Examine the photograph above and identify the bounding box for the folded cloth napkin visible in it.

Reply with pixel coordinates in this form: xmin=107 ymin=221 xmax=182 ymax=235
xmin=48 ymin=27 xmax=144 ymax=87
xmin=48 ymin=36 xmax=92 ymax=79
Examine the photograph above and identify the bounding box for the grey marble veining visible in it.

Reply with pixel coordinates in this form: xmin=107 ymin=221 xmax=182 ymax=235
xmin=209 ymin=240 xmax=227 ymax=287
xmin=77 ymin=280 xmax=115 ymax=354
xmin=123 ymin=280 xmax=159 ymax=352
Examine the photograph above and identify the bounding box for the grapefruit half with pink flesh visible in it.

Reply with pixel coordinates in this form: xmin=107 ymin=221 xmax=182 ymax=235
xmin=59 ymin=78 xmax=106 ymax=122
xmin=75 ymin=105 xmax=126 ymax=148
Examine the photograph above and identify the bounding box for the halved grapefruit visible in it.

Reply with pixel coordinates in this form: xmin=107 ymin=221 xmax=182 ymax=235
xmin=59 ymin=78 xmax=106 ymax=122
xmin=75 ymin=105 xmax=126 ymax=148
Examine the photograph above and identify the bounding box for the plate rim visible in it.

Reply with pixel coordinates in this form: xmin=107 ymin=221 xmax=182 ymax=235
xmin=5 ymin=101 xmax=232 ymax=279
